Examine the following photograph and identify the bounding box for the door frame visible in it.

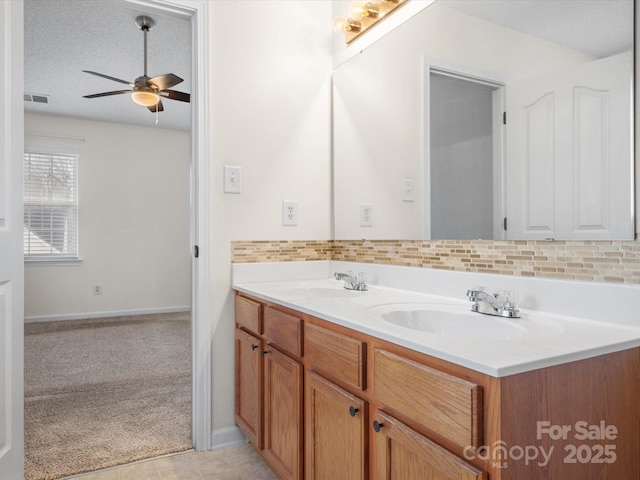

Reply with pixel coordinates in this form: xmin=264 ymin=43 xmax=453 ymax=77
xmin=1 ymin=1 xmax=25 ymax=477
xmin=422 ymin=57 xmax=507 ymax=240
xmin=127 ymin=0 xmax=213 ymax=451
xmin=18 ymin=0 xmax=212 ymax=453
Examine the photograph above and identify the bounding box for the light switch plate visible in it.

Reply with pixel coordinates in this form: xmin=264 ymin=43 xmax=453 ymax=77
xmin=224 ymin=165 xmax=242 ymax=193
xmin=402 ymin=179 xmax=414 ymax=202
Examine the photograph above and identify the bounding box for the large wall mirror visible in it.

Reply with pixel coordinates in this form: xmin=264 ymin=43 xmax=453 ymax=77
xmin=333 ymin=0 xmax=634 ymax=240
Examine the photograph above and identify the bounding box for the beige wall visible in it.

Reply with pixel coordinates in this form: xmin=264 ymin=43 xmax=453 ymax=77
xmin=208 ymin=1 xmax=333 ymax=433
xmin=24 ymin=113 xmax=191 ymax=320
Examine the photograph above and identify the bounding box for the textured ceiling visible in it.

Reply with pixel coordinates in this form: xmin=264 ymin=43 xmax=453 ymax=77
xmin=439 ymin=0 xmax=633 ymax=59
xmin=24 ymin=0 xmax=192 ymax=131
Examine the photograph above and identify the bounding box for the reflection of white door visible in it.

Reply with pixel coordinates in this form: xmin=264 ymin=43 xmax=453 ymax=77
xmin=506 ymin=51 xmax=633 ymax=240
xmin=0 ymin=1 xmax=25 ymax=479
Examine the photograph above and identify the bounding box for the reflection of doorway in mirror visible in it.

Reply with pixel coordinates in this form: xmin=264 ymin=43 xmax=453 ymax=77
xmin=426 ymin=67 xmax=505 ymax=240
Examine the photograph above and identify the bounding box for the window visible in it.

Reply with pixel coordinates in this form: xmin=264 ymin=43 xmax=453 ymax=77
xmin=23 ymin=149 xmax=79 ymax=262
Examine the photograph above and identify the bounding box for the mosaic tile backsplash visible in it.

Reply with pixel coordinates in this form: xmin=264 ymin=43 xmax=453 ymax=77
xmin=231 ymin=238 xmax=640 ymax=284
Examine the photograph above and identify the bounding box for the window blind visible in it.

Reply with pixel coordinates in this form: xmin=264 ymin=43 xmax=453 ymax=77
xmin=23 ymin=151 xmax=79 ymax=258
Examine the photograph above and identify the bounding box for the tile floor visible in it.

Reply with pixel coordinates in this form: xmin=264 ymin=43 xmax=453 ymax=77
xmin=63 ymin=444 xmax=277 ymax=480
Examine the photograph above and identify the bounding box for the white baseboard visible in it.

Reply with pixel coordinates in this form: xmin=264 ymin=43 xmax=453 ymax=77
xmin=211 ymin=426 xmax=246 ymax=450
xmin=24 ymin=306 xmax=191 ymax=323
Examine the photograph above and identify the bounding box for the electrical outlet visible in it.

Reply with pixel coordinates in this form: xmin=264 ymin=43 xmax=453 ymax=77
xmin=282 ymin=201 xmax=298 ymax=226
xmin=360 ymin=203 xmax=373 ymax=227
xmin=223 ymin=165 xmax=242 ymax=193
xmin=92 ymin=284 xmax=102 ymax=295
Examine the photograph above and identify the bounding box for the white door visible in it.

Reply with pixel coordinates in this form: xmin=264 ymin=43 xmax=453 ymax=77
xmin=506 ymin=51 xmax=633 ymax=240
xmin=0 ymin=1 xmax=25 ymax=479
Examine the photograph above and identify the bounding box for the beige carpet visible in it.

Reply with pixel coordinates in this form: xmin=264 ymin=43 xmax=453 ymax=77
xmin=24 ymin=313 xmax=192 ymax=480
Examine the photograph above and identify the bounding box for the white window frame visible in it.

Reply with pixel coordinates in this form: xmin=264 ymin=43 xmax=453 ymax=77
xmin=23 ymin=146 xmax=81 ymax=266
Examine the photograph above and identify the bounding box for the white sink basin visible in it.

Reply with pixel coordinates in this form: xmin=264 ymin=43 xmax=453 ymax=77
xmin=367 ymin=303 xmax=564 ymax=340
xmin=380 ymin=308 xmax=525 ymax=339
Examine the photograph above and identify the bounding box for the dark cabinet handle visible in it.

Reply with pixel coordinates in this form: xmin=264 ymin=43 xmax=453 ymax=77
xmin=262 ymin=350 xmax=269 ymax=356
xmin=373 ymin=420 xmax=384 ymax=433
xmin=349 ymin=406 xmax=359 ymax=417
xmin=251 ymin=344 xmax=258 ymax=351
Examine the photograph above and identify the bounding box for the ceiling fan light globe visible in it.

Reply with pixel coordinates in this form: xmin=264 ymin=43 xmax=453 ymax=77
xmin=131 ymin=91 xmax=160 ymax=107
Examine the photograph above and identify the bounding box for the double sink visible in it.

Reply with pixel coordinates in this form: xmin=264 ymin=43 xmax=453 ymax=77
xmin=234 ymin=277 xmax=640 ymax=376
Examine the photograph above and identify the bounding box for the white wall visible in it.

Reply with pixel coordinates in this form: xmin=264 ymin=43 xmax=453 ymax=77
xmin=24 ymin=113 xmax=191 ymax=321
xmin=333 ymin=3 xmax=595 ymax=239
xmin=207 ymin=1 xmax=333 ymax=435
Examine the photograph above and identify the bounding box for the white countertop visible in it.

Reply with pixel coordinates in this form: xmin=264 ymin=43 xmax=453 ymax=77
xmin=232 ymin=262 xmax=640 ymax=377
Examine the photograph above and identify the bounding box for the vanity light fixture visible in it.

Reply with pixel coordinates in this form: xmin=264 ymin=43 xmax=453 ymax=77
xmin=334 ymin=0 xmax=408 ymax=44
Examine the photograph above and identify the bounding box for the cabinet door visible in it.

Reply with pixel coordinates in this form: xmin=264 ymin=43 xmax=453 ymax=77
xmin=235 ymin=328 xmax=263 ymax=449
xmin=372 ymin=411 xmax=487 ymax=480
xmin=305 ymin=371 xmax=367 ymax=480
xmin=263 ymin=346 xmax=303 ymax=480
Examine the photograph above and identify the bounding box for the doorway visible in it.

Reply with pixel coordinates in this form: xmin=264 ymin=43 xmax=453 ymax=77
xmin=20 ymin=0 xmax=212 ymax=477
xmin=424 ymin=64 xmax=505 ymax=240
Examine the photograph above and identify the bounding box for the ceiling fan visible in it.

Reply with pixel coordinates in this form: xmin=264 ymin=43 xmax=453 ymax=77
xmin=82 ymin=15 xmax=190 ymax=112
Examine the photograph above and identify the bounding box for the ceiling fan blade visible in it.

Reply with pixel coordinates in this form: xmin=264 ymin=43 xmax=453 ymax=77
xmin=148 ymin=100 xmax=164 ymax=113
xmin=160 ymin=89 xmax=191 ymax=103
xmin=148 ymin=73 xmax=183 ymax=90
xmin=82 ymin=70 xmax=133 ymax=86
xmin=83 ymin=90 xmax=131 ymax=99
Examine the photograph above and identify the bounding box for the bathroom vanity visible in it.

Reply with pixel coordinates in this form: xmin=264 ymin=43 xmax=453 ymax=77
xmin=233 ymin=262 xmax=640 ymax=480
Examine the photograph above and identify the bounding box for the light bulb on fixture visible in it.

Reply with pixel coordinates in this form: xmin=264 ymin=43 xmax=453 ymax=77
xmin=131 ymin=90 xmax=160 ymax=107
xmin=350 ymin=1 xmax=379 ymax=20
xmin=333 ymin=16 xmax=361 ymax=33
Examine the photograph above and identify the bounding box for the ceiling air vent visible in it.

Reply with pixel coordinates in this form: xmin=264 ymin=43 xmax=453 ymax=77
xmin=24 ymin=93 xmax=49 ymax=104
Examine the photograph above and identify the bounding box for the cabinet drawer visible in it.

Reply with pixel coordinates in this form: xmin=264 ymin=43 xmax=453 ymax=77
xmin=235 ymin=295 xmax=262 ymax=335
xmin=264 ymin=306 xmax=302 ymax=357
xmin=373 ymin=348 xmax=482 ymax=449
xmin=305 ymin=322 xmax=366 ymax=390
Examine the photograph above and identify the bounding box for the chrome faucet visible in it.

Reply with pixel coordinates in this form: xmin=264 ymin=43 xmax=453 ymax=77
xmin=466 ymin=287 xmax=520 ymax=318
xmin=334 ymin=271 xmax=368 ymax=291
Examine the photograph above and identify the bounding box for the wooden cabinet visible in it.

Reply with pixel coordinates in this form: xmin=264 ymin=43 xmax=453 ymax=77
xmin=235 ymin=328 xmax=263 ymax=449
xmin=305 ymin=371 xmax=367 ymax=480
xmin=263 ymin=346 xmax=303 ymax=480
xmin=372 ymin=410 xmax=487 ymax=480
xmin=234 ymin=291 xmax=640 ymax=480
xmin=234 ymin=295 xmax=304 ymax=480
